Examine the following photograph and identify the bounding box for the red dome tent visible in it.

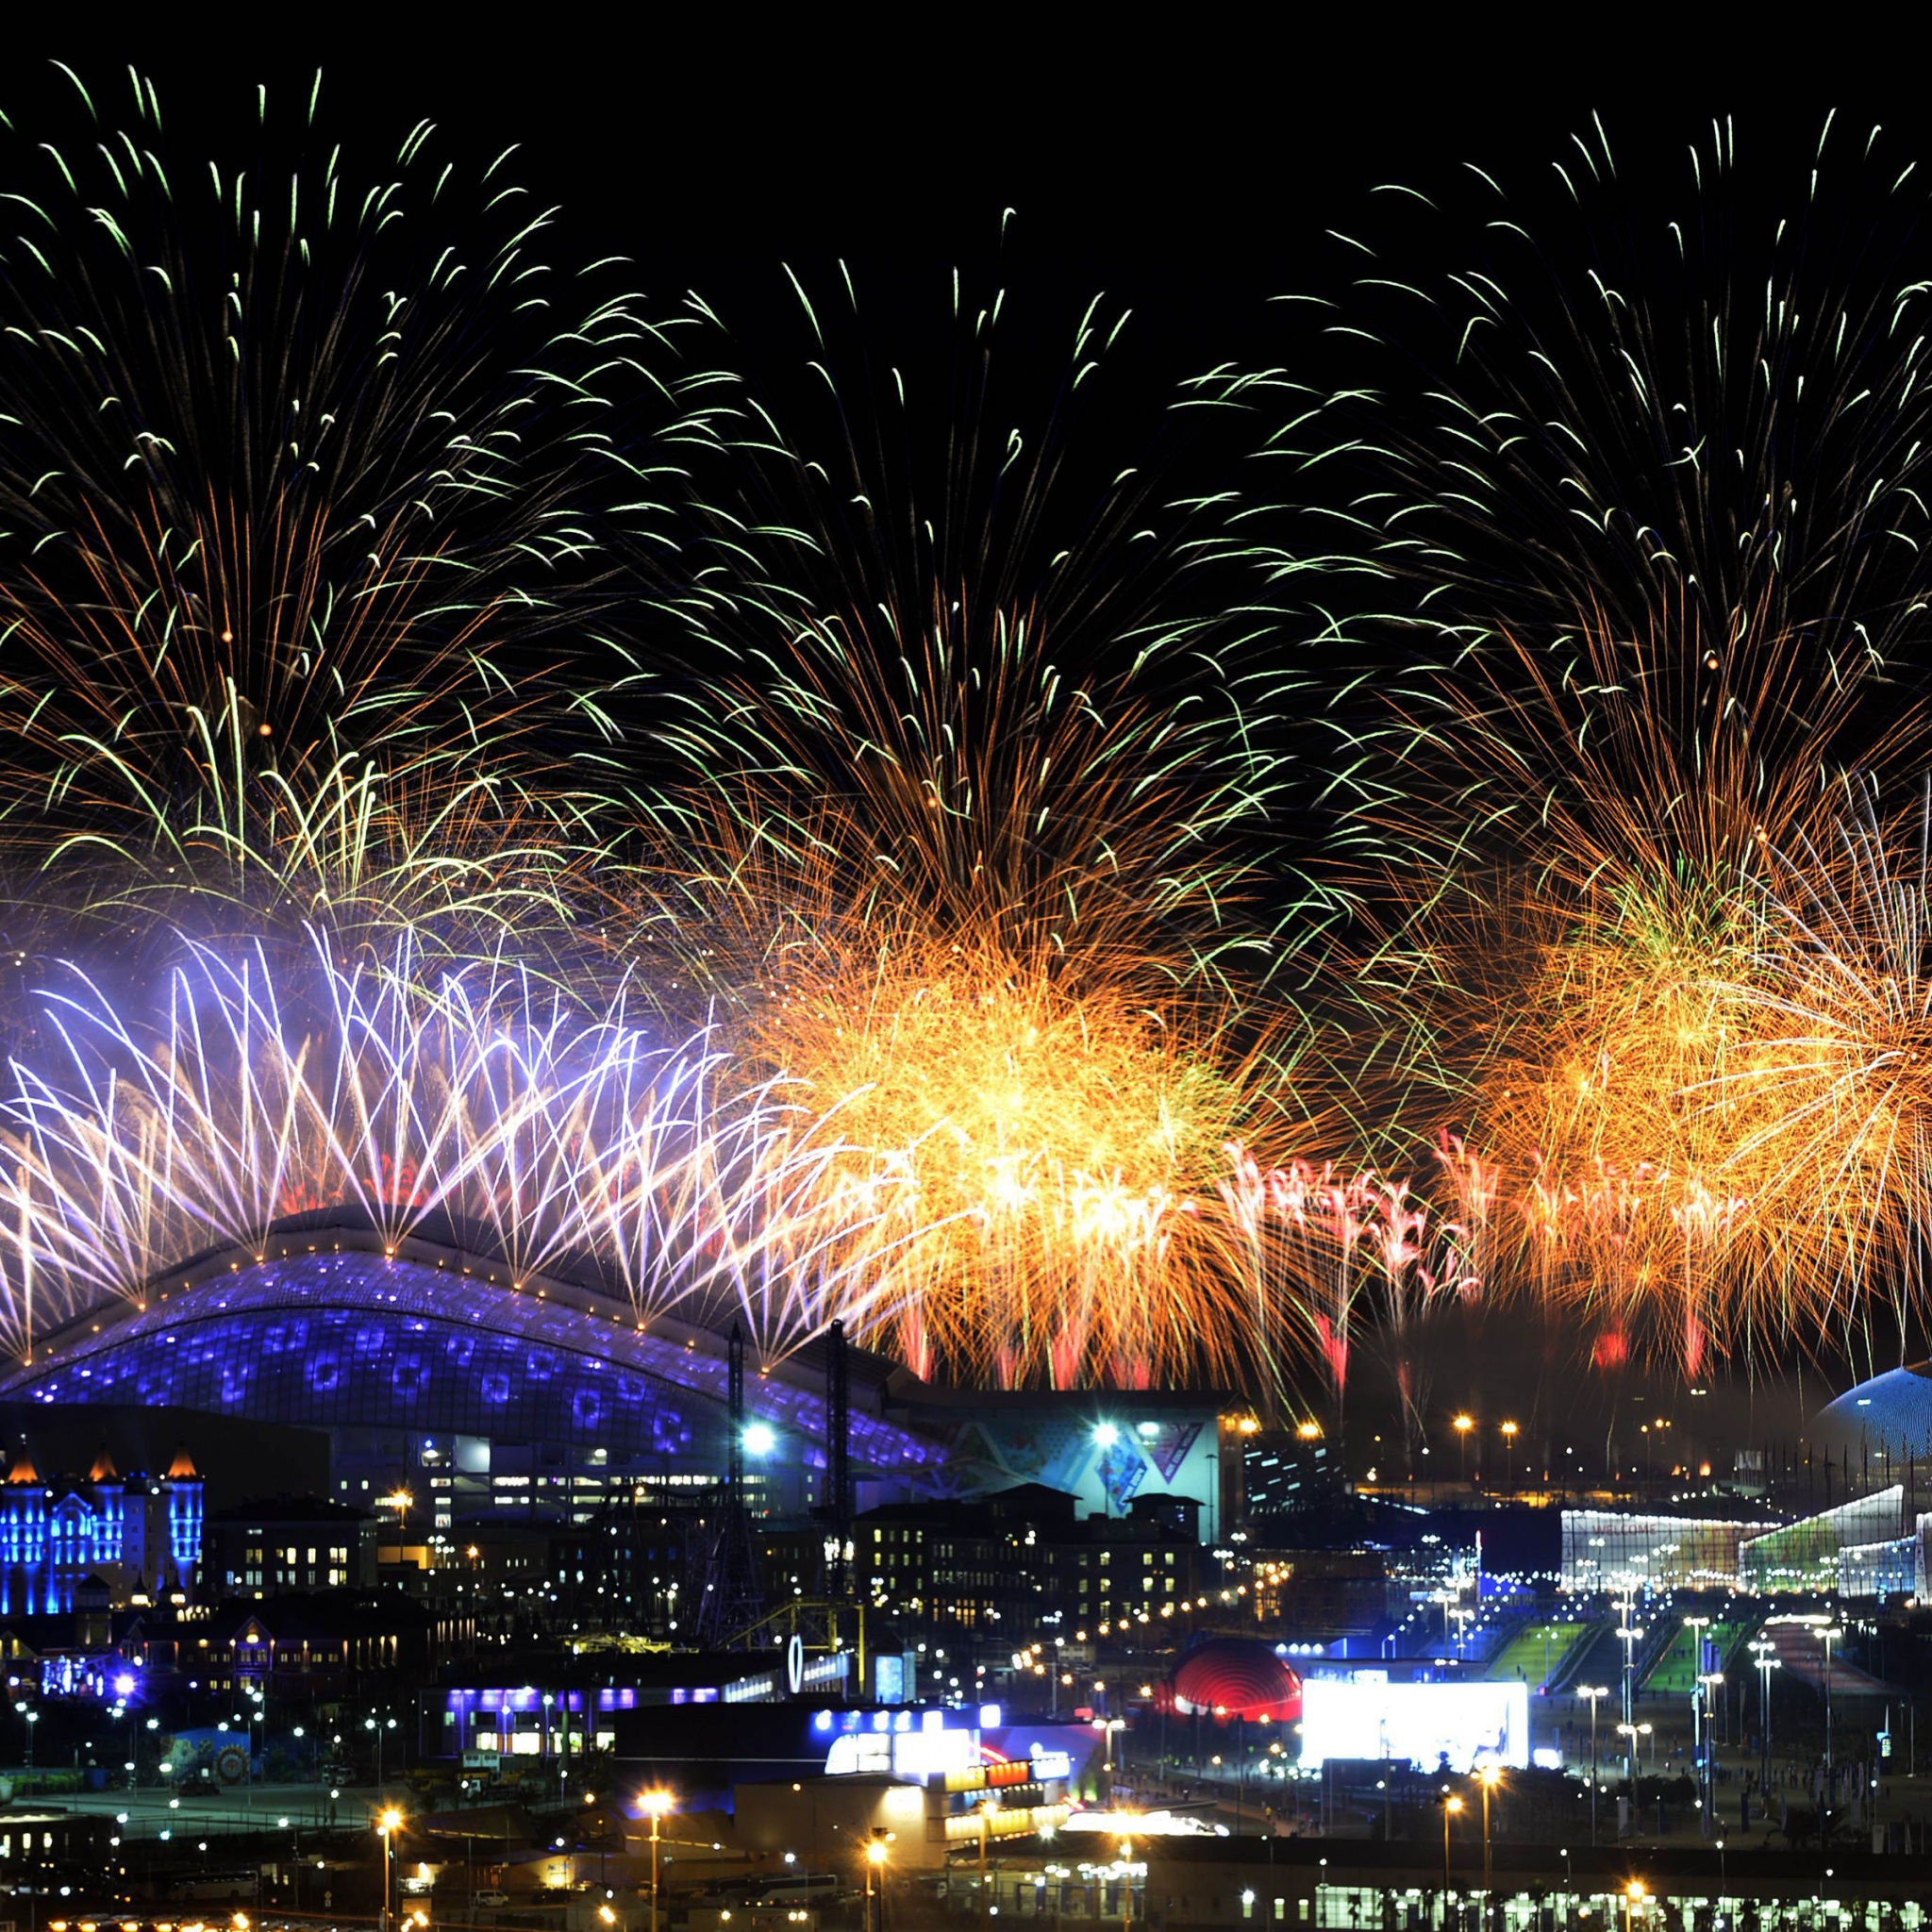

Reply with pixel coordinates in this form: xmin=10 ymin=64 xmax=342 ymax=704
xmin=1160 ymin=1639 xmax=1303 ymax=1723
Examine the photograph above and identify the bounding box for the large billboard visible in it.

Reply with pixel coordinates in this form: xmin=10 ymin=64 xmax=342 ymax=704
xmin=1298 ymin=1676 xmax=1530 ymax=1773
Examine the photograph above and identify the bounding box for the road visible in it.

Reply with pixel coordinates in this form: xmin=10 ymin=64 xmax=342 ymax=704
xmin=50 ymin=1782 xmax=396 ymax=1840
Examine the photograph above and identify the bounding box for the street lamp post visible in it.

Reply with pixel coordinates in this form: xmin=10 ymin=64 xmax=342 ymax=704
xmin=640 ymin=1790 xmax=672 ymax=1932
xmin=1454 ymin=1414 xmax=1474 ymax=1486
xmin=367 ymin=1713 xmax=397 ymax=1795
xmin=1696 ymin=1672 xmax=1726 ymax=1835
xmin=1820 ymin=1624 xmax=1843 ymax=1783
xmin=1441 ymin=1793 xmax=1462 ymax=1893
xmin=1578 ymin=1687 xmax=1609 ymax=1845
xmin=978 ymin=1797 xmax=1000 ymax=1932
xmin=1684 ymin=1615 xmax=1711 ymax=1805
xmin=1750 ymin=1638 xmax=1780 ymax=1789
xmin=1092 ymin=1717 xmax=1124 ymax=1803
xmin=1623 ymin=1879 xmax=1646 ymax=1931
xmin=865 ymin=1834 xmax=889 ymax=1932
xmin=377 ymin=1806 xmax=404 ymax=1932
xmin=1477 ymin=1762 xmax=1500 ymax=1906
xmin=1614 ymin=1594 xmax=1642 ymax=1770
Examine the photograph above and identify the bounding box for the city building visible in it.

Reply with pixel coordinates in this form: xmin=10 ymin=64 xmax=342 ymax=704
xmin=206 ymin=1495 xmax=378 ymax=1595
xmin=0 ymin=1228 xmax=1237 ymax=1561
xmin=0 ymin=1444 xmax=202 ymax=1614
xmin=858 ymin=1483 xmax=1209 ymax=1648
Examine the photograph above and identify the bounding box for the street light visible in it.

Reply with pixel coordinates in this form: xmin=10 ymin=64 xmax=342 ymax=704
xmin=377 ymin=1807 xmax=404 ymax=1932
xmin=640 ymin=1790 xmax=673 ymax=1932
xmin=1696 ymin=1672 xmax=1726 ymax=1835
xmin=1476 ymin=1762 xmax=1501 ymax=1904
xmin=1750 ymin=1637 xmax=1781 ymax=1788
xmin=978 ymin=1796 xmax=1001 ymax=1932
xmin=1623 ymin=1878 xmax=1646 ymax=1930
xmin=1820 ymin=1624 xmax=1843 ymax=1780
xmin=1091 ymin=1717 xmax=1125 ymax=1800
xmin=1454 ymin=1414 xmax=1474 ymax=1484
xmin=1577 ymin=1686 xmax=1609 ymax=1845
xmin=864 ymin=1834 xmax=890 ymax=1932
xmin=367 ymin=1712 xmax=398 ymax=1793
xmin=1441 ymin=1793 xmax=1463 ymax=1891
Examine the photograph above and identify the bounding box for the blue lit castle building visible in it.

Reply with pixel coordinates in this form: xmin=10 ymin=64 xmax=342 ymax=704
xmin=0 ymin=1443 xmax=202 ymax=1614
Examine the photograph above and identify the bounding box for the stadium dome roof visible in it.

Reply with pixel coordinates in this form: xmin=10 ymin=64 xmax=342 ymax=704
xmin=0 ymin=1228 xmax=947 ymax=1479
xmin=1168 ymin=1639 xmax=1303 ymax=1723
xmin=1812 ymin=1364 xmax=1932 ymax=1458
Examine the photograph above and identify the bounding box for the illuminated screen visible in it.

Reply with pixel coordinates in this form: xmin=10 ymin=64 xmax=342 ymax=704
xmin=1298 ymin=1678 xmax=1530 ymax=1773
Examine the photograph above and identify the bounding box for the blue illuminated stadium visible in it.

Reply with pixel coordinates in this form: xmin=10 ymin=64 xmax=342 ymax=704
xmin=0 ymin=1229 xmax=948 ymax=1522
xmin=1813 ymin=1362 xmax=1932 ymax=1457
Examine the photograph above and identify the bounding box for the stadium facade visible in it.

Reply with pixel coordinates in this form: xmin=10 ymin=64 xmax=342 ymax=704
xmin=0 ymin=1226 xmax=1235 ymax=1540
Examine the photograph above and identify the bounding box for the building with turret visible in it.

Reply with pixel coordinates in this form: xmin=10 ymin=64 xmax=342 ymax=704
xmin=0 ymin=1443 xmax=203 ymax=1614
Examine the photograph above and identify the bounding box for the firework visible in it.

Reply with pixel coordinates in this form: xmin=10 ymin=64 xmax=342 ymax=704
xmin=0 ymin=65 xmax=724 ymax=955
xmin=0 ymin=930 xmax=909 ymax=1363
xmin=1257 ymin=114 xmax=1932 ymax=1370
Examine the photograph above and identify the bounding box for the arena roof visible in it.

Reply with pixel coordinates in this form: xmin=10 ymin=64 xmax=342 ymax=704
xmin=1811 ymin=1363 xmax=1932 ymax=1457
xmin=0 ymin=1231 xmax=947 ymax=1478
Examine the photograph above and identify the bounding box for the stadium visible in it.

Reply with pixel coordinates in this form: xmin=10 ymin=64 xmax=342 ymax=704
xmin=0 ymin=1221 xmax=1233 ymax=1538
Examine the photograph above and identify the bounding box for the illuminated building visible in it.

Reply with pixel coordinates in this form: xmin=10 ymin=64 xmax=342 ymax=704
xmin=1557 ymin=1509 xmax=1774 ymax=1593
xmin=858 ymin=1483 xmax=1208 ymax=1644
xmin=206 ymin=1495 xmax=379 ymax=1595
xmin=0 ymin=1235 xmax=1229 ymax=1557
xmin=0 ymin=1237 xmax=947 ymax=1528
xmin=0 ymin=1442 xmax=201 ymax=1615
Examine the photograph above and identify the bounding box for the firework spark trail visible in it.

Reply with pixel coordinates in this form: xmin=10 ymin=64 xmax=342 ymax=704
xmin=0 ymin=932 xmax=921 ymax=1363
xmin=0 ymin=64 xmax=732 ymax=957
xmin=1235 ymin=112 xmax=1932 ymax=1371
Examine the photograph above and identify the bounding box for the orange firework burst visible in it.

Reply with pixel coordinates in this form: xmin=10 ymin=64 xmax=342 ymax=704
xmin=1692 ymin=788 xmax=1932 ymax=1357
xmin=738 ymin=922 xmax=1255 ymax=1388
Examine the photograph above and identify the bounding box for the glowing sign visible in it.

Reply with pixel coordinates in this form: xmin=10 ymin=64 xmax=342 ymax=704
xmin=826 ymin=1725 xmax=980 ymax=1780
xmin=1297 ymin=1678 xmax=1529 ymax=1773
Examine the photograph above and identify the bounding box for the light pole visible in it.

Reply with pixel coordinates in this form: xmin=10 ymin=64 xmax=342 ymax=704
xmin=377 ymin=1806 xmax=404 ymax=1932
xmin=640 ymin=1790 xmax=672 ymax=1932
xmin=1578 ymin=1686 xmax=1609 ymax=1844
xmin=1454 ymin=1414 xmax=1474 ymax=1485
xmin=978 ymin=1796 xmax=1000 ymax=1932
xmin=1441 ymin=1793 xmax=1462 ymax=1893
xmin=1623 ymin=1879 xmax=1646 ymax=1931
xmin=1477 ymin=1762 xmax=1500 ymax=1906
xmin=1750 ymin=1638 xmax=1780 ymax=1788
xmin=1091 ymin=1717 xmax=1124 ymax=1801
xmin=367 ymin=1713 xmax=397 ymax=1794
xmin=1683 ymin=1615 xmax=1711 ymax=1804
xmin=1091 ymin=1424 xmax=1119 ymax=1519
xmin=1696 ymin=1672 xmax=1725 ymax=1835
xmin=865 ymin=1834 xmax=889 ymax=1932
xmin=1820 ymin=1624 xmax=1843 ymax=1782
xmin=1614 ymin=1594 xmax=1642 ymax=1767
